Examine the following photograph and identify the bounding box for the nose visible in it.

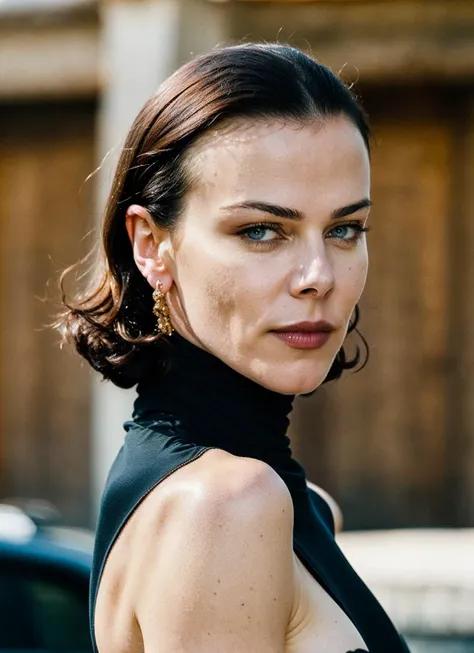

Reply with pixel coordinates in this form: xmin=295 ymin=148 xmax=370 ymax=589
xmin=289 ymin=246 xmax=335 ymax=299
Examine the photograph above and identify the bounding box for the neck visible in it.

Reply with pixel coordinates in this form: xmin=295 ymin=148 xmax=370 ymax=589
xmin=133 ymin=333 xmax=308 ymax=498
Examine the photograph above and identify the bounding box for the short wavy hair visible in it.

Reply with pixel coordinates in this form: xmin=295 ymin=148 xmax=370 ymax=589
xmin=55 ymin=43 xmax=370 ymax=389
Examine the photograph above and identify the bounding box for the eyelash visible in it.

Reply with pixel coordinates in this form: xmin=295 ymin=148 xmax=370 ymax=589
xmin=237 ymin=222 xmax=284 ymax=247
xmin=326 ymin=221 xmax=372 ymax=244
xmin=237 ymin=221 xmax=371 ymax=247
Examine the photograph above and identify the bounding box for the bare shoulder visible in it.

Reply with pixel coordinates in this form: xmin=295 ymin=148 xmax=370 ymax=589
xmin=135 ymin=448 xmax=293 ymax=530
xmin=130 ymin=449 xmax=295 ymax=652
xmin=190 ymin=448 xmax=293 ymax=509
xmin=131 ymin=449 xmax=294 ymax=575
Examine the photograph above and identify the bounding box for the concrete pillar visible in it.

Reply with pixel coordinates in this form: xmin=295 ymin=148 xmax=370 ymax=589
xmin=92 ymin=0 xmax=229 ymax=521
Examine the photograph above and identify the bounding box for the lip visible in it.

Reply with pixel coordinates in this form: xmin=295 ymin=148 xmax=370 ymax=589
xmin=271 ymin=321 xmax=335 ymax=350
xmin=273 ymin=321 xmax=335 ymax=333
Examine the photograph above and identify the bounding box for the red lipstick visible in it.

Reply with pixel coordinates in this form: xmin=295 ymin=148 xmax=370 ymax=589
xmin=272 ymin=321 xmax=335 ymax=350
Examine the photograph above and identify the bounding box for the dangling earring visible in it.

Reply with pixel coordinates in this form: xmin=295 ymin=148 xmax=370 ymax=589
xmin=152 ymin=280 xmax=173 ymax=336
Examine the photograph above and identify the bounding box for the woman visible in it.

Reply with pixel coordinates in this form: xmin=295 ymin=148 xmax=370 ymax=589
xmin=58 ymin=44 xmax=409 ymax=652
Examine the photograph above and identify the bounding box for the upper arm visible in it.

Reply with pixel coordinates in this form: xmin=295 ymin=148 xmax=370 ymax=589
xmin=134 ymin=458 xmax=295 ymax=653
xmin=306 ymin=481 xmax=343 ymax=534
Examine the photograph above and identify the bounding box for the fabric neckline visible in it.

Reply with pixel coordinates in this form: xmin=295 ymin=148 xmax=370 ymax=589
xmin=133 ymin=333 xmax=309 ymax=501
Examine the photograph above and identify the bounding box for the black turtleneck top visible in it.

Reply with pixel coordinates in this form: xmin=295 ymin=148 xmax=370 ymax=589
xmin=89 ymin=334 xmax=409 ymax=653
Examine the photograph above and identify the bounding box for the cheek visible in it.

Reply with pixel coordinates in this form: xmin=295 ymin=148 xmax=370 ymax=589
xmin=201 ymin=261 xmax=272 ymax=328
xmin=338 ymin=252 xmax=368 ymax=307
xmin=176 ymin=239 xmax=244 ymax=330
xmin=177 ymin=230 xmax=276 ymax=319
xmin=203 ymin=268 xmax=237 ymax=322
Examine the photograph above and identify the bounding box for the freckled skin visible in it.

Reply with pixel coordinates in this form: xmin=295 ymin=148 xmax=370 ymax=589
xmin=165 ymin=117 xmax=370 ymax=396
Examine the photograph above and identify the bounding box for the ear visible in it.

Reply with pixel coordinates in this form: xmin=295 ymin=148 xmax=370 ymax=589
xmin=125 ymin=204 xmax=173 ymax=292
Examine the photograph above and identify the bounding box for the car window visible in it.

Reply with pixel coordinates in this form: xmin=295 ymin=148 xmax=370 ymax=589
xmin=0 ymin=563 xmax=91 ymax=651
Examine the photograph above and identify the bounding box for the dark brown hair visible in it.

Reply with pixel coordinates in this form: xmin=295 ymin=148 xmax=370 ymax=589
xmin=55 ymin=43 xmax=371 ymax=388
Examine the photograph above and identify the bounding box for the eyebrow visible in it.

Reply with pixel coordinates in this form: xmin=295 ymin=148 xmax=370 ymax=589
xmin=221 ymin=199 xmax=372 ymax=221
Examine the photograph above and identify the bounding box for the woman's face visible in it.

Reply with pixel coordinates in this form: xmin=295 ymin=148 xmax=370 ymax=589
xmin=161 ymin=117 xmax=370 ymax=395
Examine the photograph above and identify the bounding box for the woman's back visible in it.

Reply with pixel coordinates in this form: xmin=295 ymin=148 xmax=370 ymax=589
xmin=95 ymin=449 xmax=370 ymax=653
xmin=95 ymin=450 xmax=293 ymax=652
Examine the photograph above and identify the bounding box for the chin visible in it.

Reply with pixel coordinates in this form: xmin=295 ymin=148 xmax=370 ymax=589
xmin=261 ymin=362 xmax=330 ymax=396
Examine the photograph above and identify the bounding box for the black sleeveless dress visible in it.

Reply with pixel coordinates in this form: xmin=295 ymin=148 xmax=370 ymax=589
xmin=89 ymin=334 xmax=409 ymax=653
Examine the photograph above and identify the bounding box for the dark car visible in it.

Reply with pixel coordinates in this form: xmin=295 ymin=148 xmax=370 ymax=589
xmin=0 ymin=502 xmax=93 ymax=652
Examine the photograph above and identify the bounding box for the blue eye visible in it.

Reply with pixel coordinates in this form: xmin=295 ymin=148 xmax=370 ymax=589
xmin=327 ymin=223 xmax=367 ymax=242
xmin=240 ymin=224 xmax=281 ymax=243
xmin=332 ymin=225 xmax=352 ymax=239
xmin=247 ymin=226 xmax=271 ymax=241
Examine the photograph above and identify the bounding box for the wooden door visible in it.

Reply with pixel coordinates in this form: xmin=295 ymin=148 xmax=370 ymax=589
xmin=0 ymin=101 xmax=96 ymax=526
xmin=292 ymin=86 xmax=469 ymax=529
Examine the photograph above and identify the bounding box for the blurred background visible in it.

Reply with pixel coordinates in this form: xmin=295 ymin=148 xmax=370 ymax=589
xmin=1 ymin=0 xmax=474 ymax=649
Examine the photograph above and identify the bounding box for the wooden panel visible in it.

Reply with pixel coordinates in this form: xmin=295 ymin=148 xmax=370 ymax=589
xmin=233 ymin=0 xmax=372 ymax=3
xmin=293 ymin=88 xmax=457 ymax=529
xmin=228 ymin=0 xmax=474 ymax=81
xmin=0 ymin=23 xmax=100 ymax=100
xmin=452 ymin=92 xmax=474 ymax=524
xmin=0 ymin=0 xmax=96 ymax=24
xmin=0 ymin=101 xmax=96 ymax=526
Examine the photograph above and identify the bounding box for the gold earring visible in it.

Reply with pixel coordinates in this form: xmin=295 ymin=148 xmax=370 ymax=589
xmin=152 ymin=281 xmax=173 ymax=336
